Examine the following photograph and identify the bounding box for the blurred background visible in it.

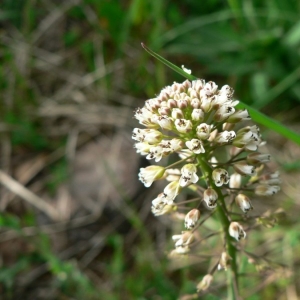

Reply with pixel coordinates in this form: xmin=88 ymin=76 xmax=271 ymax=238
xmin=0 ymin=0 xmax=300 ymax=299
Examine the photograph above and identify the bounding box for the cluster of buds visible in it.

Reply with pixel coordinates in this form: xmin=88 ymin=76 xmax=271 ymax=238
xmin=132 ymin=79 xmax=280 ymax=293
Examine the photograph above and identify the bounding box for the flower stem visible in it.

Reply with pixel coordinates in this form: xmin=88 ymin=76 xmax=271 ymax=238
xmin=197 ymin=155 xmax=239 ymax=299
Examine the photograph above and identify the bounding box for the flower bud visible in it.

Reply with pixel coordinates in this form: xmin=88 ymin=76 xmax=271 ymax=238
xmin=171 ymin=108 xmax=184 ymax=119
xmin=190 ymin=98 xmax=201 ymax=108
xmin=229 ymin=173 xmax=242 ymax=189
xmin=259 ymin=171 xmax=280 ymax=185
xmin=191 ymin=108 xmax=204 ymax=121
xmin=235 ymin=194 xmax=253 ymax=213
xmin=255 ymin=184 xmax=280 ymax=196
xmin=203 ymin=188 xmax=218 ymax=209
xmin=233 ymin=162 xmax=256 ymax=176
xmin=158 ymin=106 xmax=171 ymax=116
xmin=138 ymin=166 xmax=165 ymax=187
xmin=196 ymin=274 xmax=213 ymax=292
xmin=167 ymin=99 xmax=177 ymax=108
xmin=229 ymin=222 xmax=246 ymax=241
xmin=247 ymin=153 xmax=271 ymax=165
xmin=157 ymin=116 xmax=173 ymax=130
xmin=185 ymin=209 xmax=200 ymax=230
xmin=177 ymin=99 xmax=188 ymax=109
xmin=218 ymin=251 xmax=232 ymax=271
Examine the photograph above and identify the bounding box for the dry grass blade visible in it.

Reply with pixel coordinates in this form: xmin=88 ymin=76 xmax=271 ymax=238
xmin=0 ymin=170 xmax=60 ymax=221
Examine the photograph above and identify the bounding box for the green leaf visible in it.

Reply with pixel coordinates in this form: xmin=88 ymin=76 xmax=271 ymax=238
xmin=237 ymin=103 xmax=300 ymax=146
xmin=141 ymin=43 xmax=196 ymax=81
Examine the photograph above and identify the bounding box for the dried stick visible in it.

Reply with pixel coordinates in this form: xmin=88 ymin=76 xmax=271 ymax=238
xmin=0 ymin=169 xmax=60 ymax=221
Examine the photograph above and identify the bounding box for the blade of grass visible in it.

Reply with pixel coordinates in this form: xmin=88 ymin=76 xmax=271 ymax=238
xmin=141 ymin=44 xmax=300 ymax=146
xmin=237 ymin=103 xmax=300 ymax=145
xmin=141 ymin=43 xmax=196 ymax=81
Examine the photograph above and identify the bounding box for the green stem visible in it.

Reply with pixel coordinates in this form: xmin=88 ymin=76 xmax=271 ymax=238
xmin=197 ymin=155 xmax=239 ymax=299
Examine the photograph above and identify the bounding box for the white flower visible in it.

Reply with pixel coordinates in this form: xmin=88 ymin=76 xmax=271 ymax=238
xmin=179 ymin=164 xmax=199 ymax=187
xmin=227 ymin=109 xmax=250 ymax=123
xmin=200 ymin=95 xmax=213 ymax=112
xmin=235 ymin=194 xmax=253 ymax=213
xmin=197 ymin=274 xmax=213 ymax=292
xmin=214 ymin=102 xmax=237 ymax=122
xmin=190 ymin=98 xmax=201 ymax=109
xmin=159 ymin=139 xmax=183 ymax=154
xmin=171 ymin=108 xmax=184 ymax=119
xmin=203 ymin=188 xmax=218 ymax=209
xmin=134 ymin=142 xmax=151 ymax=155
xmin=229 ymin=222 xmax=246 ymax=241
xmin=157 ymin=115 xmax=173 ymax=130
xmin=214 ymin=130 xmax=236 ymax=143
xmin=132 ymin=128 xmax=162 ymax=144
xmin=255 ymin=184 xmax=280 ymax=196
xmin=146 ymin=145 xmax=164 ymax=162
xmin=233 ymin=126 xmax=262 ymax=151
xmin=233 ymin=162 xmax=256 ymax=176
xmin=259 ymin=171 xmax=281 ymax=185
xmin=185 ymin=139 xmax=205 ymax=154
xmin=191 ymin=108 xmax=204 ymax=121
xmin=134 ymin=107 xmax=158 ymax=128
xmin=191 ymin=79 xmax=205 ymax=93
xmin=163 ymin=181 xmax=181 ymax=203
xmin=165 ymin=168 xmax=181 ymax=182
xmin=184 ymin=209 xmax=200 ymax=230
xmin=218 ymin=252 xmax=232 ymax=271
xmin=196 ymin=123 xmax=212 ymax=140
xmin=151 ymin=193 xmax=176 ymax=216
xmin=229 ymin=173 xmax=242 ymax=189
xmin=201 ymin=81 xmax=218 ymax=97
xmin=138 ymin=166 xmax=165 ymax=187
xmin=212 ymin=168 xmax=229 ymax=187
xmin=172 ymin=231 xmax=194 ymax=249
xmin=247 ymin=153 xmax=271 ymax=165
xmin=174 ymin=119 xmax=193 ymax=133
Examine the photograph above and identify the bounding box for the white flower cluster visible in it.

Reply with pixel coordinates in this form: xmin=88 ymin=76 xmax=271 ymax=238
xmin=132 ymin=79 xmax=280 ymax=259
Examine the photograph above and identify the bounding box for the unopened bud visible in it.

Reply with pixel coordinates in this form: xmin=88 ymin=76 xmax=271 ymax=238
xmin=229 ymin=222 xmax=246 ymax=241
xmin=255 ymin=184 xmax=280 ymax=196
xmin=203 ymin=188 xmax=218 ymax=209
xmin=185 ymin=209 xmax=200 ymax=230
xmin=229 ymin=173 xmax=242 ymax=189
xmin=233 ymin=162 xmax=256 ymax=176
xmin=196 ymin=274 xmax=213 ymax=292
xmin=218 ymin=252 xmax=232 ymax=270
xmin=235 ymin=194 xmax=253 ymax=213
xmin=247 ymin=153 xmax=271 ymax=165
